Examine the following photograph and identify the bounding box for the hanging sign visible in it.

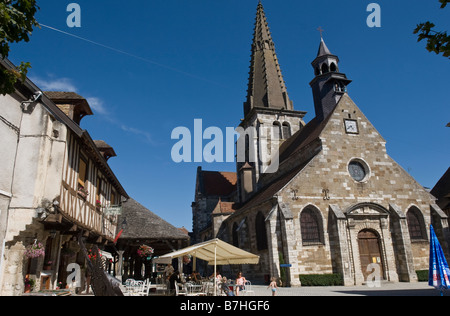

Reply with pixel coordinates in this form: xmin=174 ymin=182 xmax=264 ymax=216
xmin=104 ymin=205 xmax=123 ymax=216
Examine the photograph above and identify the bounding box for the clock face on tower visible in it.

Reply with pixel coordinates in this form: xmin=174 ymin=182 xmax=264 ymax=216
xmin=344 ymin=119 xmax=359 ymax=134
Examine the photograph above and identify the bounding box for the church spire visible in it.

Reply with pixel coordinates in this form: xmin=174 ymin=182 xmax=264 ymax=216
xmin=317 ymin=37 xmax=332 ymax=57
xmin=244 ymin=2 xmax=293 ymax=117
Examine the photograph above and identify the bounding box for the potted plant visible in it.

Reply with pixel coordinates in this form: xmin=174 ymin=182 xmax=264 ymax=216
xmin=137 ymin=245 xmax=154 ymax=260
xmin=24 ymin=278 xmax=35 ymax=293
xmin=25 ymin=242 xmax=45 ymax=259
xmin=88 ymin=248 xmax=102 ymax=262
xmin=77 ymin=184 xmax=89 ymax=199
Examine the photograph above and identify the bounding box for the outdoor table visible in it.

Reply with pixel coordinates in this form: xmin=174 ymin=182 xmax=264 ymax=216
xmin=147 ymin=284 xmax=168 ymax=296
xmin=189 ymin=284 xmax=204 ymax=295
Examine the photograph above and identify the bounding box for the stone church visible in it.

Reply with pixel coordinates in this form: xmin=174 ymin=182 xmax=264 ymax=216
xmin=192 ymin=2 xmax=449 ymax=286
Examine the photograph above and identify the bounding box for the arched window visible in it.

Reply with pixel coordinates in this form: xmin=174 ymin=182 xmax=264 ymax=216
xmin=321 ymin=63 xmax=329 ymax=74
xmin=255 ymin=212 xmax=268 ymax=250
xmin=300 ymin=207 xmax=323 ymax=245
xmin=315 ymin=67 xmax=321 ymax=76
xmin=273 ymin=122 xmax=282 ymax=140
xmin=330 ymin=62 xmax=337 ymax=72
xmin=407 ymin=207 xmax=426 ymax=241
xmin=245 ymin=134 xmax=250 ymax=163
xmin=282 ymin=122 xmax=291 ymax=139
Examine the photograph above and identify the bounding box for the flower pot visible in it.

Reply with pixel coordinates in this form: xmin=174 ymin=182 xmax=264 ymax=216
xmin=24 ymin=285 xmax=31 ymax=293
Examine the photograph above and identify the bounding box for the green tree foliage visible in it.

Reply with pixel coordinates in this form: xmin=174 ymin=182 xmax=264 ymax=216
xmin=414 ymin=0 xmax=449 ymax=59
xmin=0 ymin=0 xmax=39 ymax=95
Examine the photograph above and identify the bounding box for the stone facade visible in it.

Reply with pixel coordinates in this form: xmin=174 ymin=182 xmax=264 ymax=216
xmin=191 ymin=3 xmax=449 ymax=287
xmin=212 ymin=95 xmax=447 ymax=287
xmin=0 ymin=86 xmax=66 ymax=295
xmin=191 ymin=167 xmax=237 ymax=244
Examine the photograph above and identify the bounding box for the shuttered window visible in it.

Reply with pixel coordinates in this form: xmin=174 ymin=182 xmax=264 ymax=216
xmin=78 ymin=157 xmax=88 ymax=187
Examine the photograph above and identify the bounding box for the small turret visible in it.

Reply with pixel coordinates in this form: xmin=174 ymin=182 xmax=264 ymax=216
xmin=310 ymin=37 xmax=352 ymax=121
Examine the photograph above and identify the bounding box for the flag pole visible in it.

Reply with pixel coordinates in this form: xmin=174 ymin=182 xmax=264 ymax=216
xmin=214 ymin=243 xmax=217 ymax=296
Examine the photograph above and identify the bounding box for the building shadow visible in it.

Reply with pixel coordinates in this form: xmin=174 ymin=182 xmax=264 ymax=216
xmin=334 ymin=288 xmax=447 ymax=297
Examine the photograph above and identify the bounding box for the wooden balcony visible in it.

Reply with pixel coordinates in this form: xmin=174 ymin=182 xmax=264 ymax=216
xmin=60 ymin=181 xmax=117 ymax=240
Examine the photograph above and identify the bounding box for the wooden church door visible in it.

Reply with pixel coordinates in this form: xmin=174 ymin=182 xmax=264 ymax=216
xmin=358 ymin=229 xmax=385 ymax=281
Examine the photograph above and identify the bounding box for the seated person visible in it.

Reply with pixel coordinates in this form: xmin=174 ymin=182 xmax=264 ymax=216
xmin=235 ymin=272 xmax=247 ymax=296
xmin=219 ymin=277 xmax=234 ymax=296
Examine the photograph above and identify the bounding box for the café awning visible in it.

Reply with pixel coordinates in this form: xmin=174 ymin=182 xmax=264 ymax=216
xmin=159 ymin=238 xmax=259 ymax=265
xmin=160 ymin=239 xmax=259 ymax=296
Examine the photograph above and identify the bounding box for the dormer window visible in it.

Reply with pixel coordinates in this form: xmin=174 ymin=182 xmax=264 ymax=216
xmin=44 ymin=91 xmax=93 ymax=125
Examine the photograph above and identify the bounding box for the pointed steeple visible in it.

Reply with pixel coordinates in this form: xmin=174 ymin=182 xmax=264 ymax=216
xmin=317 ymin=37 xmax=332 ymax=57
xmin=244 ymin=2 xmax=293 ymax=117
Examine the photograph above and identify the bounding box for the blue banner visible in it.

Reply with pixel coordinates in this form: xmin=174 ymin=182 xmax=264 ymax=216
xmin=429 ymin=225 xmax=450 ymax=292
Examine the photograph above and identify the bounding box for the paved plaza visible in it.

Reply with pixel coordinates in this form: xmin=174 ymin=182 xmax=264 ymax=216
xmin=247 ymin=282 xmax=447 ymax=297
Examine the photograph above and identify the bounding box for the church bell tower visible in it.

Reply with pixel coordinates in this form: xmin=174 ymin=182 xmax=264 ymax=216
xmin=237 ymin=2 xmax=306 ymax=203
xmin=310 ymin=37 xmax=352 ymax=121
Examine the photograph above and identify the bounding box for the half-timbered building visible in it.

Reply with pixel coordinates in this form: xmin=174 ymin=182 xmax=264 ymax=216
xmin=0 ymin=58 xmax=128 ymax=295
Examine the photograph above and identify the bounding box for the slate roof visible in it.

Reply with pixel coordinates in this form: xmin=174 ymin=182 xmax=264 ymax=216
xmin=231 ymin=100 xmax=336 ymax=215
xmin=278 ymin=113 xmax=332 ymax=164
xmin=317 ymin=37 xmax=332 ymax=57
xmin=431 ymin=167 xmax=450 ymax=210
xmin=244 ymin=1 xmax=292 ymax=116
xmin=236 ymin=157 xmax=314 ymax=214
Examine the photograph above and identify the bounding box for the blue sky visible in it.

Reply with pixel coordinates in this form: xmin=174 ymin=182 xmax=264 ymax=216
xmin=9 ymin=0 xmax=450 ymax=230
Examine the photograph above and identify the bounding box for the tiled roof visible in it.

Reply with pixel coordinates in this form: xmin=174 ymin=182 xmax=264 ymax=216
xmin=212 ymin=200 xmax=237 ymax=215
xmin=44 ymin=91 xmax=85 ymax=100
xmin=119 ymin=198 xmax=189 ymax=240
xmin=431 ymin=167 xmax=450 ymax=210
xmin=200 ymin=170 xmax=237 ymax=197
